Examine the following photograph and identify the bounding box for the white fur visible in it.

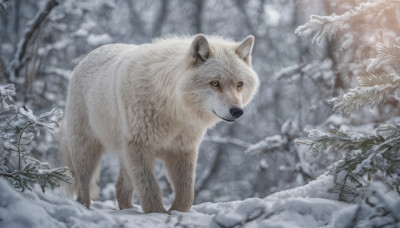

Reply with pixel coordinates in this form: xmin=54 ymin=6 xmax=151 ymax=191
xmin=61 ymin=34 xmax=259 ymax=213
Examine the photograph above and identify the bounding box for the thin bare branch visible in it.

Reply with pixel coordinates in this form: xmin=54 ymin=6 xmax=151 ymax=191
xmin=9 ymin=0 xmax=58 ymax=81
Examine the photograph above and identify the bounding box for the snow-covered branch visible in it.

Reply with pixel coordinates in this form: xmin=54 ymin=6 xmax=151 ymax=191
xmin=245 ymin=135 xmax=287 ymax=156
xmin=297 ymin=0 xmax=400 ymax=202
xmin=203 ymin=136 xmax=251 ymax=148
xmin=297 ymin=125 xmax=400 ymax=202
xmin=367 ymin=41 xmax=400 ymax=73
xmin=329 ymin=74 xmax=400 ymax=114
xmin=295 ymin=0 xmax=400 ymax=43
xmin=0 ymin=83 xmax=71 ymax=193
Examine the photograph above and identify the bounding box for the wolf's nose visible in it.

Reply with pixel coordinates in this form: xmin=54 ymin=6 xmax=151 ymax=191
xmin=230 ymin=107 xmax=243 ymax=119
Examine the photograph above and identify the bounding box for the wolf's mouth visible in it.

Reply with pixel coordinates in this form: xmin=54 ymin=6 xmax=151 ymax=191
xmin=212 ymin=110 xmax=235 ymax=122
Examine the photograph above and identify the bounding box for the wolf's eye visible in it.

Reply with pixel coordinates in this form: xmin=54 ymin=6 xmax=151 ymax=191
xmin=211 ymin=81 xmax=220 ymax=87
xmin=237 ymin=82 xmax=243 ymax=87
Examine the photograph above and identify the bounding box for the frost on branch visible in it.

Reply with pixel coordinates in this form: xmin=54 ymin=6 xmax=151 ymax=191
xmin=0 ymin=84 xmax=72 ymax=193
xmin=245 ymin=135 xmax=287 ymax=156
xmin=247 ymin=118 xmax=315 ymax=184
xmin=295 ymin=15 xmax=341 ymax=43
xmin=297 ymin=0 xmax=400 ymax=114
xmin=296 ymin=0 xmax=400 ymax=202
xmin=246 ymin=118 xmax=299 ymax=156
xmin=8 ymin=163 xmax=71 ymax=193
xmin=298 ymin=125 xmax=400 ymax=203
xmin=329 ymin=74 xmax=400 ymax=114
xmin=295 ymin=0 xmax=400 ymax=43
xmin=367 ymin=40 xmax=400 ymax=73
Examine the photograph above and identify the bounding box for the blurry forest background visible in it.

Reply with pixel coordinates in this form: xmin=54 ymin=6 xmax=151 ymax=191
xmin=1 ymin=0 xmax=398 ymax=205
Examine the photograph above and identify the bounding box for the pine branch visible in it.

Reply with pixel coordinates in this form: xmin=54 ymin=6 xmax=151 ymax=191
xmin=0 ymin=171 xmax=13 ymax=178
xmin=296 ymin=0 xmax=400 ymax=205
xmin=367 ymin=41 xmax=400 ymax=73
xmin=16 ymin=122 xmax=33 ymax=172
xmin=297 ymin=125 xmax=400 ymax=202
xmin=297 ymin=128 xmax=383 ymax=154
xmin=4 ymin=163 xmax=72 ymax=193
xmin=295 ymin=0 xmax=400 ymax=43
xmin=328 ymin=74 xmax=400 ymax=114
xmin=0 ymin=83 xmax=72 ymax=193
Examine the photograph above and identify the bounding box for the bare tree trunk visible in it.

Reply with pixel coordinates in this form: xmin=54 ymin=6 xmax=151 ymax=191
xmin=24 ymin=28 xmax=42 ymax=102
xmin=12 ymin=0 xmax=21 ymax=43
xmin=152 ymin=0 xmax=170 ymax=38
xmin=193 ymin=0 xmax=203 ymax=34
xmin=194 ymin=146 xmax=223 ymax=201
xmin=322 ymin=1 xmax=344 ymax=96
xmin=194 ymin=127 xmax=235 ymax=201
xmin=234 ymin=0 xmax=272 ymax=51
xmin=9 ymin=0 xmax=58 ymax=82
xmin=1 ymin=2 xmax=10 ymax=70
xmin=0 ymin=57 xmax=6 ymax=83
xmin=234 ymin=0 xmax=257 ymax=37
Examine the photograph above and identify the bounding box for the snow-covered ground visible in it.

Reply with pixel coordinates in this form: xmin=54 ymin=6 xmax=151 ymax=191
xmin=0 ymin=174 xmax=364 ymax=228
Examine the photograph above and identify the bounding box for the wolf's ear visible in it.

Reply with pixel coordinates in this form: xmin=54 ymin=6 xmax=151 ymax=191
xmin=236 ymin=35 xmax=254 ymax=64
xmin=190 ymin=34 xmax=210 ymax=65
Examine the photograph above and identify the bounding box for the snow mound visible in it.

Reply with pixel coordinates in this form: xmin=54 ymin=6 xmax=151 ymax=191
xmin=0 ymin=178 xmax=117 ymax=228
xmin=261 ymin=198 xmax=346 ymax=228
xmin=207 ymin=175 xmax=348 ymax=228
xmin=266 ymin=173 xmax=338 ymax=200
xmin=1 ymin=175 xmax=398 ymax=228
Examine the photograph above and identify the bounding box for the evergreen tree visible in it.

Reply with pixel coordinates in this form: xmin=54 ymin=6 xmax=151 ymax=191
xmin=296 ymin=0 xmax=400 ymax=202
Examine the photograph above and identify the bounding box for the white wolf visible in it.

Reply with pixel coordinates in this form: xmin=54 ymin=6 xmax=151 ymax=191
xmin=61 ymin=34 xmax=259 ymax=213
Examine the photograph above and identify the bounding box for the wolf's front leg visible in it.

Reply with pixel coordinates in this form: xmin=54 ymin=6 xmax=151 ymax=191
xmin=164 ymin=151 xmax=197 ymax=212
xmin=127 ymin=144 xmax=167 ymax=213
xmin=115 ymin=163 xmax=134 ymax=209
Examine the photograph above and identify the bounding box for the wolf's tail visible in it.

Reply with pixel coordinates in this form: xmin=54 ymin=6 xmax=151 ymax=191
xmin=58 ymin=120 xmax=100 ymax=200
xmin=58 ymin=120 xmax=77 ymax=196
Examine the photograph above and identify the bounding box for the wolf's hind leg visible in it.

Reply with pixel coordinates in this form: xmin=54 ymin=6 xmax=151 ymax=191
xmin=69 ymin=130 xmax=104 ymax=209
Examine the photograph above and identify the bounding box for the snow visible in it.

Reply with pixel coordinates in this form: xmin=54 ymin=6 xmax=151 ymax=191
xmin=0 ymin=174 xmax=343 ymax=228
xmin=19 ymin=107 xmax=36 ymax=122
xmin=1 ymin=174 xmax=398 ymax=227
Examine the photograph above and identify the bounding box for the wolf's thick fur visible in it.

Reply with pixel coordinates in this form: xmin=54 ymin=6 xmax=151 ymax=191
xmin=62 ymin=34 xmax=259 ymax=213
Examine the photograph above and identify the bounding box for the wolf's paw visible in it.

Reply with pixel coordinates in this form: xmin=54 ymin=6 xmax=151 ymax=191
xmin=118 ymin=203 xmax=134 ymax=210
xmin=142 ymin=205 xmax=169 ymax=214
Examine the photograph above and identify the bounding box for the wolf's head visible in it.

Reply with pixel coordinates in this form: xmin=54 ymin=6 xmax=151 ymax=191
xmin=181 ymin=34 xmax=259 ymax=125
